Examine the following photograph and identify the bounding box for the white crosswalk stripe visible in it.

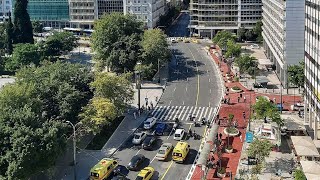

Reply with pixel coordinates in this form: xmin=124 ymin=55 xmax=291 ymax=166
xmin=152 ymin=106 xmax=217 ymax=122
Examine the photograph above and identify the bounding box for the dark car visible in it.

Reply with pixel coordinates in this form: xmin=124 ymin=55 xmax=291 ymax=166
xmin=111 ymin=165 xmax=130 ymax=180
xmin=127 ymin=154 xmax=145 ymax=171
xmin=155 ymin=123 xmax=167 ymax=135
xmin=142 ymin=135 xmax=157 ymax=150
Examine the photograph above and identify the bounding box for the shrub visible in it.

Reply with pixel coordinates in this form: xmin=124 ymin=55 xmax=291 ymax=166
xmin=226 ymin=127 xmax=238 ymax=134
xmin=234 ymin=77 xmax=239 ymax=82
xmin=232 ymin=86 xmax=241 ymax=90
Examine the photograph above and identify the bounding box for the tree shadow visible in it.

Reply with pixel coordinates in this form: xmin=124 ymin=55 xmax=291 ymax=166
xmin=263 ymin=157 xmax=294 ymax=175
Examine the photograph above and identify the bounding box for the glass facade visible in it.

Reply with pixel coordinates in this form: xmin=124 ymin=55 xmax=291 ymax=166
xmin=27 ymin=0 xmax=69 ymax=21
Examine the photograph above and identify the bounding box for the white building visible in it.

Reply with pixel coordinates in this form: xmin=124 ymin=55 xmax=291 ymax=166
xmin=189 ymin=0 xmax=263 ymax=39
xmin=123 ymin=0 xmax=166 ymax=29
xmin=262 ymin=0 xmax=305 ymax=87
xmin=69 ymin=0 xmax=95 ymax=29
xmin=0 ymin=0 xmax=12 ymax=22
xmin=305 ymin=0 xmax=320 ymax=140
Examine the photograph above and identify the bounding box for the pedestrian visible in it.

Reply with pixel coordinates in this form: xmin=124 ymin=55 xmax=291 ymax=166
xmin=240 ymin=93 xmax=242 ymax=98
xmin=243 ymin=111 xmax=246 ymax=119
xmin=150 ymin=101 xmax=154 ymax=109
xmin=273 ymin=97 xmax=276 ymax=104
xmin=237 ymin=96 xmax=240 ymax=103
xmin=243 ymin=96 xmax=246 ymax=103
xmin=155 ymin=96 xmax=158 ymax=102
xmin=133 ymin=111 xmax=137 ymax=119
xmin=148 ymin=106 xmax=151 ymax=111
xmin=219 ymin=133 xmax=222 ymax=140
xmin=138 ymin=109 xmax=141 ymax=116
xmin=240 ymin=134 xmax=243 ymax=142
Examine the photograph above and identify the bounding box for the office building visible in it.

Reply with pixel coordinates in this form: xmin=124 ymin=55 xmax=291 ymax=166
xmin=97 ymin=0 xmax=123 ymax=18
xmin=69 ymin=0 xmax=95 ymax=29
xmin=124 ymin=0 xmax=166 ymax=29
xmin=305 ymin=0 xmax=320 ymax=140
xmin=262 ymin=0 xmax=305 ymax=87
xmin=12 ymin=0 xmax=70 ymax=28
xmin=0 ymin=0 xmax=12 ymax=22
xmin=189 ymin=0 xmax=263 ymax=39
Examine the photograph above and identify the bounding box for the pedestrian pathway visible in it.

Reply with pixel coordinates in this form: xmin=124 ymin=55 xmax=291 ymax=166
xmin=191 ymin=45 xmax=301 ymax=180
xmin=150 ymin=106 xmax=217 ymax=122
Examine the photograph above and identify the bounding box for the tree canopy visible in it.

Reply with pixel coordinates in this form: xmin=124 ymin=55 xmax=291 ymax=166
xmin=252 ymin=97 xmax=284 ymax=126
xmin=247 ymin=139 xmax=273 ymax=163
xmin=5 ymin=14 xmax=14 ymax=55
xmin=212 ymin=30 xmax=236 ymax=49
xmin=32 ymin=21 xmax=43 ymax=33
xmin=91 ymin=13 xmax=143 ymax=72
xmin=225 ymin=39 xmax=241 ymax=58
xmin=288 ymin=61 xmax=304 ymax=87
xmin=5 ymin=43 xmax=41 ymax=71
xmin=234 ymin=55 xmax=258 ymax=76
xmin=13 ymin=0 xmax=34 ymax=44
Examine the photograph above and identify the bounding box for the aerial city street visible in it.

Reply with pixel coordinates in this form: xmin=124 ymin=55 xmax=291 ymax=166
xmin=0 ymin=0 xmax=319 ymax=180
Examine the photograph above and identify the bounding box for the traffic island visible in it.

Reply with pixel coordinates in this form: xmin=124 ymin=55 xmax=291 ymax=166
xmin=230 ymin=86 xmax=243 ymax=93
xmin=223 ymin=127 xmax=240 ymax=137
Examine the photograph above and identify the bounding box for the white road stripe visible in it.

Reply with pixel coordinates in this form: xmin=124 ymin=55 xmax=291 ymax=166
xmin=154 ymin=106 xmax=164 ymax=118
xmin=167 ymin=106 xmax=178 ymax=121
xmin=175 ymin=106 xmax=183 ymax=120
xmin=203 ymin=107 xmax=210 ymax=119
xmin=191 ymin=106 xmax=198 ymax=118
xmin=207 ymin=107 xmax=214 ymax=121
xmin=180 ymin=106 xmax=189 ymax=120
xmin=151 ymin=106 xmax=160 ymax=115
xmin=197 ymin=107 xmax=206 ymax=121
xmin=183 ymin=106 xmax=193 ymax=121
xmin=157 ymin=106 xmax=167 ymax=120
xmin=159 ymin=106 xmax=171 ymax=121
xmin=195 ymin=107 xmax=202 ymax=120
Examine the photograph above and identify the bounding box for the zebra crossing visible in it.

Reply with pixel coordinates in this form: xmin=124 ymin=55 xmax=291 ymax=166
xmin=150 ymin=106 xmax=218 ymax=122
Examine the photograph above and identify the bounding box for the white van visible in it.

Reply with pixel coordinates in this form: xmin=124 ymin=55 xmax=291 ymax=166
xmin=173 ymin=129 xmax=185 ymax=141
xmin=144 ymin=117 xmax=157 ymax=129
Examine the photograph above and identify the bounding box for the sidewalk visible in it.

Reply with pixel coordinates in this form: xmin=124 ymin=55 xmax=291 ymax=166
xmin=191 ymin=46 xmax=301 ymax=180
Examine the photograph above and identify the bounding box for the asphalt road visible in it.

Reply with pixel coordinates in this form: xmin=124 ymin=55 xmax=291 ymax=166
xmin=110 ymin=12 xmax=223 ymax=180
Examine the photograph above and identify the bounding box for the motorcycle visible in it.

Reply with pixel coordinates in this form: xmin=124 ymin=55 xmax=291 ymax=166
xmin=194 ymin=121 xmax=201 ymax=127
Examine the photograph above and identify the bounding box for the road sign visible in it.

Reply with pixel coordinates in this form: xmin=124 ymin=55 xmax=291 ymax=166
xmin=245 ymin=132 xmax=253 ymax=143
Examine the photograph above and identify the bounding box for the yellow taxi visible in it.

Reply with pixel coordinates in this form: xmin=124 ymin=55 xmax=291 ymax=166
xmin=183 ymin=39 xmax=190 ymax=43
xmin=155 ymin=143 xmax=173 ymax=161
xmin=172 ymin=142 xmax=190 ymax=163
xmin=90 ymin=158 xmax=118 ymax=180
xmin=136 ymin=166 xmax=154 ymax=180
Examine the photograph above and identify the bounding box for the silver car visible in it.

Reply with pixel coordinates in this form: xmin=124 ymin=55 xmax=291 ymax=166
xmin=132 ymin=132 xmax=147 ymax=145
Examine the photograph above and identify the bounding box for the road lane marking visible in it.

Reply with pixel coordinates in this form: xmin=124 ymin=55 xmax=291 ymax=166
xmin=187 ymin=46 xmax=200 ymax=107
xmin=169 ymin=100 xmax=172 ymax=106
xmin=185 ymin=86 xmax=188 ymax=92
xmin=135 ymin=149 xmax=141 ymax=155
xmin=173 ymin=87 xmax=176 ymax=91
xmin=195 ymin=107 xmax=202 ymax=120
xmin=210 ymin=89 xmax=212 ymax=94
xmin=150 ymin=154 xmax=157 ymax=163
xmin=182 ymin=101 xmax=185 ymax=105
xmin=198 ymin=107 xmax=206 ymax=121
xmin=161 ymin=161 xmax=173 ymax=180
xmin=209 ymin=102 xmax=211 ymax=107
xmin=209 ymin=78 xmax=211 ymax=82
xmin=178 ymin=106 xmax=187 ymax=119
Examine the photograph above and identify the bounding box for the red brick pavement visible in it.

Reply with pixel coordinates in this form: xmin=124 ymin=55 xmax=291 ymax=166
xmin=191 ymin=48 xmax=301 ymax=180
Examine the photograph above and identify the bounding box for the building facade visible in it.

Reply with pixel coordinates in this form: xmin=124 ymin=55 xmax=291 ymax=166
xmin=305 ymin=0 xmax=320 ymax=140
xmin=97 ymin=0 xmax=123 ymax=18
xmin=13 ymin=0 xmax=70 ymax=28
xmin=68 ymin=0 xmax=95 ymax=29
xmin=0 ymin=0 xmax=12 ymax=22
xmin=123 ymin=0 xmax=165 ymax=29
xmin=262 ymin=0 xmax=305 ymax=87
xmin=189 ymin=0 xmax=262 ymax=39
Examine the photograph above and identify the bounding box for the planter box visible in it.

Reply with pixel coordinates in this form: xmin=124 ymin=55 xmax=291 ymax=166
xmin=217 ymin=172 xmax=226 ymax=178
xmin=225 ymin=148 xmax=233 ymax=153
xmin=230 ymin=87 xmax=242 ymax=93
xmin=223 ymin=127 xmax=240 ymax=137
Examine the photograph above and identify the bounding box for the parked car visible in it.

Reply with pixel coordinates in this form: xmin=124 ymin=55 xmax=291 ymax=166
xmin=144 ymin=117 xmax=157 ymax=129
xmin=142 ymin=135 xmax=157 ymax=150
xmin=156 ymin=143 xmax=173 ymax=161
xmin=171 ymin=39 xmax=177 ymax=43
xmin=135 ymin=166 xmax=154 ymax=180
xmin=111 ymin=165 xmax=130 ymax=180
xmin=173 ymin=129 xmax=185 ymax=141
xmin=250 ymin=44 xmax=260 ymax=49
xmin=127 ymin=154 xmax=145 ymax=171
xmin=155 ymin=123 xmax=167 ymax=135
xmin=132 ymin=132 xmax=147 ymax=145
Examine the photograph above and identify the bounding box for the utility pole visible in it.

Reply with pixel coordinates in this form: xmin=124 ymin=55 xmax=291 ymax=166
xmin=135 ymin=62 xmax=142 ymax=110
xmin=66 ymin=121 xmax=77 ymax=180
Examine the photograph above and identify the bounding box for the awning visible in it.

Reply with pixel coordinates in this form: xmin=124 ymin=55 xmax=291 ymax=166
xmin=280 ymin=115 xmax=306 ymax=131
xmin=291 ymin=136 xmax=320 ymax=157
xmin=255 ymin=76 xmax=270 ymax=84
xmin=258 ymin=59 xmax=273 ymax=65
xmin=300 ymin=161 xmax=320 ymax=180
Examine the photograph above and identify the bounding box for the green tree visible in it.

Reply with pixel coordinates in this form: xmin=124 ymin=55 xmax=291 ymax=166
xmin=252 ymin=97 xmax=283 ymax=126
xmin=0 ymin=24 xmax=6 ymax=56
xmin=5 ymin=43 xmax=41 ymax=71
xmin=234 ymin=55 xmax=258 ymax=76
xmin=5 ymin=14 xmax=14 ymax=54
xmin=91 ymin=13 xmax=143 ymax=72
xmin=15 ymin=61 xmax=94 ymax=123
xmin=212 ymin=30 xmax=236 ymax=49
xmin=13 ymin=0 xmax=34 ymax=44
xmin=245 ymin=30 xmax=254 ymax=41
xmin=247 ymin=139 xmax=273 ymax=163
xmin=32 ymin=20 xmax=43 ymax=33
xmin=41 ymin=31 xmax=78 ymax=60
xmin=238 ymin=27 xmax=246 ymax=41
xmin=294 ymin=169 xmax=307 ymax=180
xmin=141 ymin=29 xmax=170 ymax=78
xmin=225 ymin=39 xmax=241 ymax=58
xmin=288 ymin=61 xmax=304 ymax=87
xmin=79 ymin=97 xmax=117 ymax=134
xmin=90 ymin=72 xmax=134 ymax=114
xmin=253 ymin=20 xmax=263 ymax=42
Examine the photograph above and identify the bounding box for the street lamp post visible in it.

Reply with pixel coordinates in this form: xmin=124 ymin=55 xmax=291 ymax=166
xmin=135 ymin=62 xmax=142 ymax=110
xmin=66 ymin=121 xmax=77 ymax=180
xmin=158 ymin=59 xmax=161 ymax=83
